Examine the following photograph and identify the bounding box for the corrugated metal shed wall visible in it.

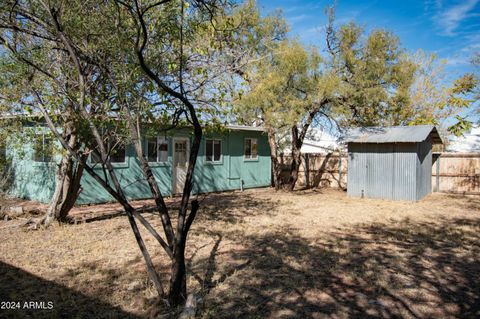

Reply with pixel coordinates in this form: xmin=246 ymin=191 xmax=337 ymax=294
xmin=365 ymin=143 xmax=394 ymax=199
xmin=347 ymin=142 xmax=432 ymax=201
xmin=393 ymin=143 xmax=418 ymax=200
xmin=347 ymin=143 xmax=367 ymax=198
xmin=416 ymin=137 xmax=432 ymax=200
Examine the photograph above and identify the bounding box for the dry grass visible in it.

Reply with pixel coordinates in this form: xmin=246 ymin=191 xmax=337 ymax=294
xmin=0 ymin=188 xmax=479 ymax=318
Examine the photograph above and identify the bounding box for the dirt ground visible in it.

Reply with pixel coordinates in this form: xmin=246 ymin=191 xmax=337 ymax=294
xmin=0 ymin=188 xmax=479 ymax=318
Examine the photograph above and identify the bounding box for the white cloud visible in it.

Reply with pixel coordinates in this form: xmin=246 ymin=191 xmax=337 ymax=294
xmin=445 ymin=56 xmax=470 ymax=65
xmin=444 ymin=32 xmax=480 ymax=65
xmin=287 ymin=14 xmax=309 ymax=23
xmin=281 ymin=4 xmax=321 ymax=14
xmin=424 ymin=0 xmax=443 ymax=12
xmin=433 ymin=0 xmax=479 ymax=36
xmin=335 ymin=10 xmax=361 ymax=25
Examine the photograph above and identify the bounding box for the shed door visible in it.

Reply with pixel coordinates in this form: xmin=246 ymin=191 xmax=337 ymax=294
xmin=173 ymin=138 xmax=189 ymax=194
xmin=366 ymin=143 xmax=394 ymax=199
xmin=347 ymin=143 xmax=367 ymax=198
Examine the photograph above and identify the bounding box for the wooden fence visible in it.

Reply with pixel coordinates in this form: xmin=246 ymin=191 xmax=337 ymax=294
xmin=280 ymin=152 xmax=480 ymax=195
xmin=432 ymin=153 xmax=480 ymax=195
xmin=280 ymin=153 xmax=347 ymax=190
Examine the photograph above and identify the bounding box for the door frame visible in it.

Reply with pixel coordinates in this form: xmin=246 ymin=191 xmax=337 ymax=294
xmin=172 ymin=137 xmax=190 ymax=195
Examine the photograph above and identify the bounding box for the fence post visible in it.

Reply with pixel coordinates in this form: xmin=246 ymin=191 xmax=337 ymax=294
xmin=435 ymin=154 xmax=440 ymax=192
xmin=306 ymin=153 xmax=310 ymax=187
xmin=338 ymin=156 xmax=342 ymax=189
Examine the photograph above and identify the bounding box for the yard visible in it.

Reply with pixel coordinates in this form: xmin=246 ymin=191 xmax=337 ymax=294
xmin=0 ymin=188 xmax=479 ymax=318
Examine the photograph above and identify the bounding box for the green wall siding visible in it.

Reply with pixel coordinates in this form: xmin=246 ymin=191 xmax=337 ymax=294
xmin=8 ymin=129 xmax=271 ymax=204
xmin=194 ymin=130 xmax=271 ymax=193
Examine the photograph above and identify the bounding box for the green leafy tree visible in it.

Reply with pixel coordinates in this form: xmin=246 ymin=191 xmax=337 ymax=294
xmin=235 ymin=39 xmax=337 ymax=190
xmin=402 ymin=51 xmax=477 ymax=136
xmin=326 ymin=7 xmax=477 ymax=135
xmin=325 ymin=17 xmax=416 ymax=128
xmin=0 ymin=3 xmax=90 ymax=224
xmin=1 ymin=0 xmax=255 ymax=309
xmin=236 ymin=6 xmax=415 ymax=191
xmin=0 ymin=115 xmax=17 ymax=194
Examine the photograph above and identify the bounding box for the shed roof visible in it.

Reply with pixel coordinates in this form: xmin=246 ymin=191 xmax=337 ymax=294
xmin=343 ymin=125 xmax=443 ymax=144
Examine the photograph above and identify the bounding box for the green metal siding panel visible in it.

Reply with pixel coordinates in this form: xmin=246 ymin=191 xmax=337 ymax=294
xmin=8 ymin=129 xmax=271 ymax=204
xmin=227 ymin=131 xmax=271 ymax=189
xmin=193 ymin=134 xmax=230 ymax=193
xmin=8 ymin=139 xmax=57 ymax=203
xmin=193 ymin=130 xmax=271 ymax=193
xmin=10 ymin=160 xmax=57 ymax=203
xmin=76 ymin=144 xmax=173 ymax=204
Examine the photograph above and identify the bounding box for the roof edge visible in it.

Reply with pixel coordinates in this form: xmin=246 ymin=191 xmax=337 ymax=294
xmin=226 ymin=124 xmax=267 ymax=132
xmin=343 ymin=125 xmax=444 ymax=144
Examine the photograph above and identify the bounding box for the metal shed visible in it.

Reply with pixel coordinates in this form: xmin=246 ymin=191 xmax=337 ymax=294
xmin=344 ymin=125 xmax=443 ymax=201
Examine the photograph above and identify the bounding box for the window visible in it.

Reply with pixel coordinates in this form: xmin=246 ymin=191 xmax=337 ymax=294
xmin=244 ymin=138 xmax=258 ymax=160
xmin=145 ymin=137 xmax=168 ymax=163
xmin=205 ymin=139 xmax=221 ymax=163
xmin=33 ymin=134 xmax=53 ymax=162
xmin=91 ymin=137 xmax=126 ymax=164
xmin=110 ymin=144 xmax=126 ymax=163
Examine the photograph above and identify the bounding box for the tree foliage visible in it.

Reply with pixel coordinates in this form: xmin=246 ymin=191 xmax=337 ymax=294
xmin=235 ymin=7 xmax=417 ymax=190
xmin=235 ymin=6 xmax=479 ymax=191
xmin=404 ymin=51 xmax=477 ymax=136
xmin=328 ymin=22 xmax=416 ymax=128
xmin=235 ymin=38 xmax=338 ymax=189
xmin=0 ymin=0 xmax=256 ymax=309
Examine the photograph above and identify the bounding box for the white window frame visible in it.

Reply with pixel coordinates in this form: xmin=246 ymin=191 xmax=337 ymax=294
xmin=244 ymin=138 xmax=258 ymax=161
xmin=205 ymin=139 xmax=222 ymax=163
xmin=145 ymin=136 xmax=169 ymax=164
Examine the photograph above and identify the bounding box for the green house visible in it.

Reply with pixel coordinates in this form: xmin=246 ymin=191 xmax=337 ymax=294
xmin=5 ymin=125 xmax=271 ymax=204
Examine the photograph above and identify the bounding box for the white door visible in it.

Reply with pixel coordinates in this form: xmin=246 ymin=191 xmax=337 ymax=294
xmin=173 ymin=138 xmax=189 ymax=194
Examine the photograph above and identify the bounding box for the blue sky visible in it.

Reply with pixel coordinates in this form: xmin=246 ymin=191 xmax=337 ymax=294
xmin=258 ymin=0 xmax=479 ymax=79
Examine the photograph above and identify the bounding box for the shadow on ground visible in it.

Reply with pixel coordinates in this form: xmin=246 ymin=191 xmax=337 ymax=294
xmin=0 ymin=192 xmax=282 ymax=319
xmin=445 ymin=194 xmax=480 ymax=212
xmin=68 ymin=190 xmax=278 ymax=224
xmin=2 ymin=191 xmax=479 ymax=318
xmin=195 ymin=216 xmax=480 ymax=318
xmin=194 ymin=191 xmax=280 ymax=225
xmin=0 ymin=261 xmax=141 ymax=319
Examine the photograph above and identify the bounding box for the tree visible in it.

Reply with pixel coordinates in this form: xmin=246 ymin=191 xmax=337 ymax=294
xmin=325 ymin=16 xmax=416 ymax=129
xmin=328 ymin=26 xmax=477 ymax=135
xmin=0 ymin=2 xmax=89 ymax=225
xmin=235 ymin=39 xmax=337 ymax=190
xmin=235 ymin=7 xmax=414 ymax=191
xmin=0 ymin=115 xmax=17 ymax=194
xmin=467 ymin=51 xmax=480 ymax=122
xmin=1 ymin=0 xmax=254 ymax=308
xmin=391 ymin=51 xmax=477 ymax=137
xmin=324 ymin=7 xmax=478 ymax=135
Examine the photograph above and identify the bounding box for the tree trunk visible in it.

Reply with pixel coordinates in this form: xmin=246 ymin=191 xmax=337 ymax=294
xmin=286 ymin=107 xmax=323 ymax=191
xmin=267 ymin=128 xmax=282 ymax=190
xmin=44 ymin=132 xmax=85 ymax=226
xmin=287 ymin=126 xmax=303 ymax=191
xmin=169 ymin=123 xmax=202 ymax=306
xmin=287 ymin=154 xmax=301 ymax=191
xmin=126 ymin=117 xmax=175 ymax=248
xmin=169 ymin=240 xmax=187 ymax=306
